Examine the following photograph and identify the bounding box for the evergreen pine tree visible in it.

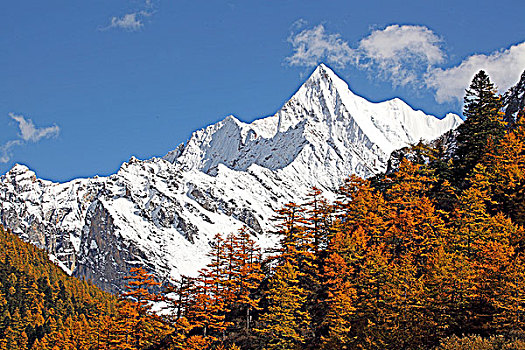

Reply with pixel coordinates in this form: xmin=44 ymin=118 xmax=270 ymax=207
xmin=454 ymin=70 xmax=505 ymax=185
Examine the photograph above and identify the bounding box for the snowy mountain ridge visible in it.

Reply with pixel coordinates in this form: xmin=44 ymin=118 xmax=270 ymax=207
xmin=0 ymin=64 xmax=461 ymax=292
xmin=168 ymin=64 xmax=460 ymax=179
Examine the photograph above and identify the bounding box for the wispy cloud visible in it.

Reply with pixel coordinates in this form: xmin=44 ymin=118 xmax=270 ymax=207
xmin=355 ymin=25 xmax=445 ymax=87
xmin=107 ymin=12 xmax=145 ymax=31
xmin=285 ymin=23 xmax=525 ymax=104
xmin=290 ymin=18 xmax=308 ymax=31
xmin=101 ymin=1 xmax=156 ymax=32
xmin=0 ymin=114 xmax=60 ymax=163
xmin=0 ymin=140 xmax=22 ymax=164
xmin=285 ymin=24 xmax=355 ymax=68
xmin=285 ymin=24 xmax=444 ymax=86
xmin=425 ymin=42 xmax=525 ymax=103
xmin=9 ymin=113 xmax=60 ymax=142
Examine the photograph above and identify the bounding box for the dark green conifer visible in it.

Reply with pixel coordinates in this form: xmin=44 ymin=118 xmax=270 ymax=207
xmin=453 ymin=70 xmax=505 ymax=185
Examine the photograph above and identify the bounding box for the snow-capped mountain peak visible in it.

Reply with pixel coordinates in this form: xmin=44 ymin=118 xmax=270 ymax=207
xmin=169 ymin=63 xmax=461 ymax=180
xmin=0 ymin=64 xmax=461 ymax=292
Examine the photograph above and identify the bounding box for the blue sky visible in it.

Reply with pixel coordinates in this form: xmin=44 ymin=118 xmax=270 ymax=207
xmin=2 ymin=0 xmax=525 ymax=181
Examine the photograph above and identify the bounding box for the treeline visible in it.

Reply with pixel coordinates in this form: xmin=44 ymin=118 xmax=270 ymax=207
xmin=2 ymin=69 xmax=525 ymax=349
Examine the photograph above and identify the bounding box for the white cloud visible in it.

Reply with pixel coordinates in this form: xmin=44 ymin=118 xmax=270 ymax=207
xmin=355 ymin=25 xmax=446 ymax=87
xmin=426 ymin=42 xmax=525 ymax=103
xmin=285 ymin=24 xmax=355 ymax=68
xmin=0 ymin=114 xmax=60 ymax=163
xmin=285 ymin=24 xmax=445 ymax=87
xmin=285 ymin=23 xmax=525 ymax=104
xmin=0 ymin=140 xmax=22 ymax=163
xmin=102 ymin=0 xmax=156 ymax=32
xmin=107 ymin=12 xmax=144 ymax=32
xmin=9 ymin=113 xmax=60 ymax=142
xmin=291 ymin=18 xmax=308 ymax=31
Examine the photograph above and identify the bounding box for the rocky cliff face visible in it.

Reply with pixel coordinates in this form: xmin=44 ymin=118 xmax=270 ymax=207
xmin=0 ymin=64 xmax=461 ymax=293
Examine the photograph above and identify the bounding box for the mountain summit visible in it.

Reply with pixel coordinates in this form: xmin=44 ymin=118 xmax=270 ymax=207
xmin=168 ymin=64 xmax=460 ymax=187
xmin=0 ymin=64 xmax=461 ymax=292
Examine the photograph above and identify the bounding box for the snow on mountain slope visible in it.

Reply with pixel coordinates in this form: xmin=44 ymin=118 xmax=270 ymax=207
xmin=168 ymin=64 xmax=460 ymax=184
xmin=0 ymin=64 xmax=461 ymax=292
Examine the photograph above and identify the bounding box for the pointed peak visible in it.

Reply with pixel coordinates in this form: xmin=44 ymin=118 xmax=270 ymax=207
xmin=315 ymin=62 xmax=333 ymax=72
xmin=300 ymin=63 xmax=356 ymax=98
xmin=5 ymin=163 xmax=37 ymax=182
xmin=217 ymin=115 xmax=245 ymax=129
xmin=316 ymin=62 xmax=329 ymax=71
xmin=223 ymin=115 xmax=241 ymax=124
xmin=310 ymin=63 xmax=338 ymax=80
xmin=9 ymin=163 xmax=31 ymax=174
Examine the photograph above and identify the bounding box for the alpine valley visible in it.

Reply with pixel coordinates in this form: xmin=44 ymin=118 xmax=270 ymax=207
xmin=0 ymin=64 xmax=462 ymax=293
